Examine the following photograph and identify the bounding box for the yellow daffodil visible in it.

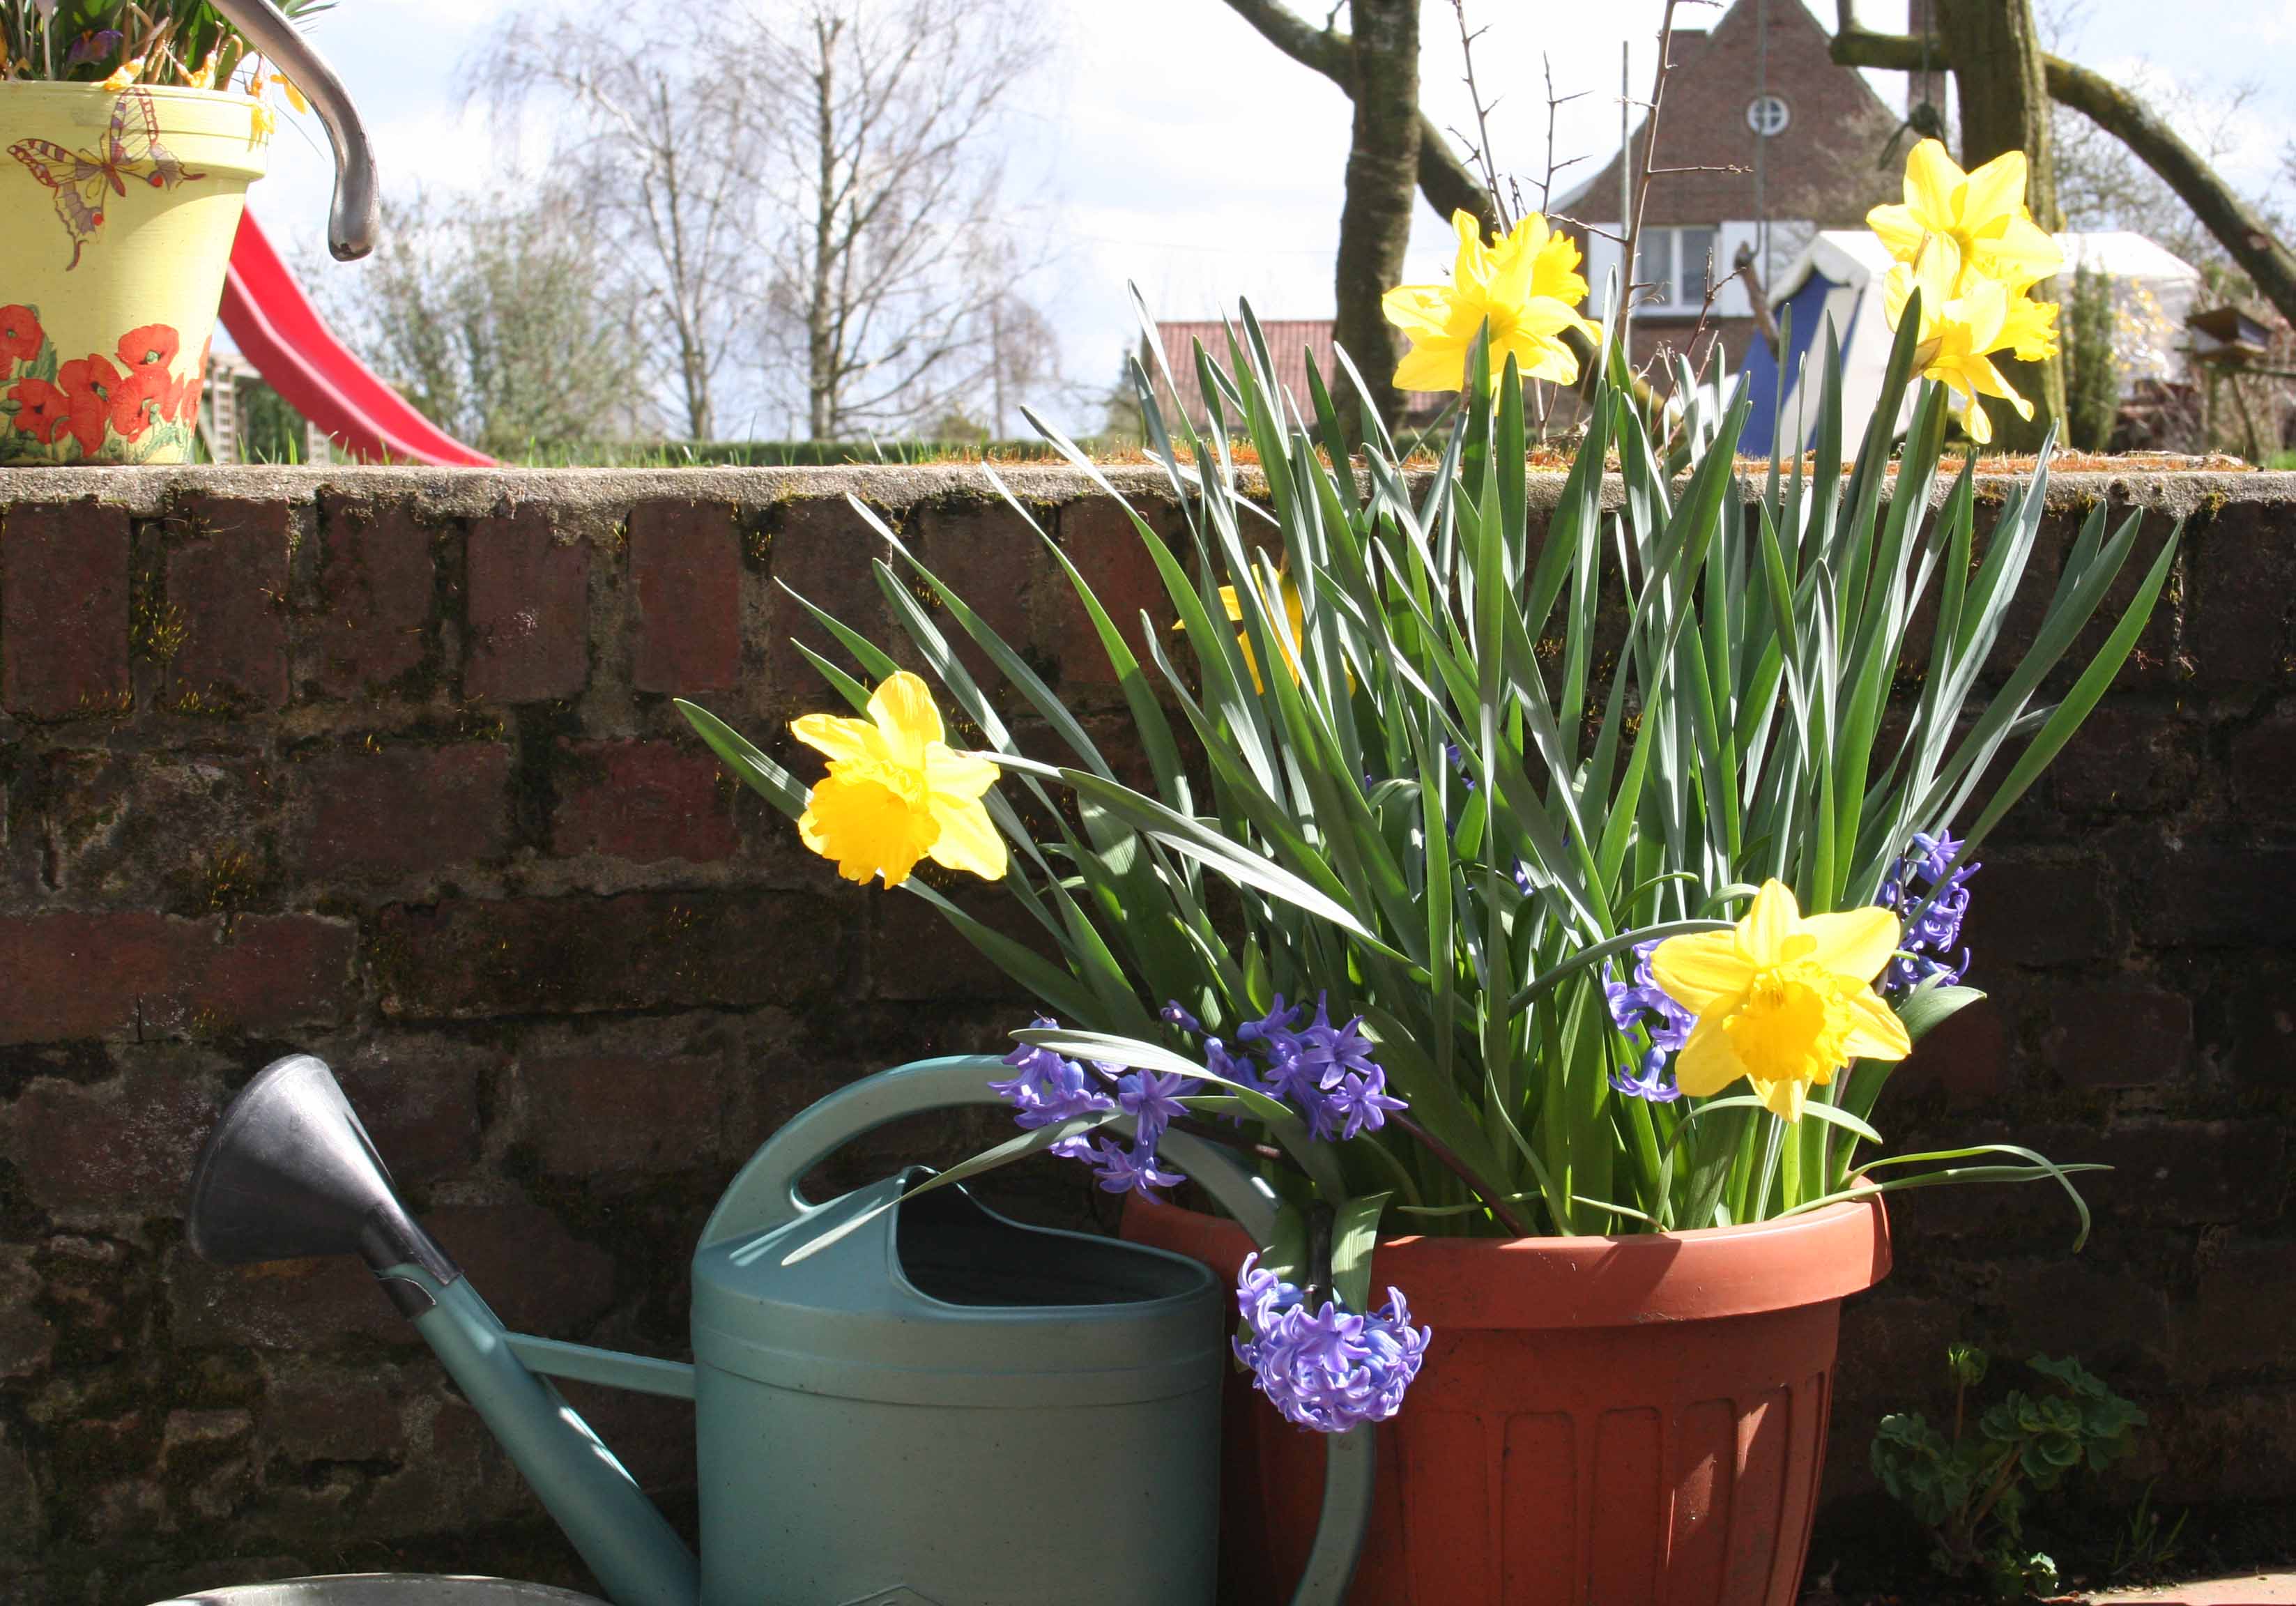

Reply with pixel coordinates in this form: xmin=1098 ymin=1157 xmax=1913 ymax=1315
xmin=1868 ymin=139 xmax=2065 ymax=293
xmin=1384 ymin=210 xmax=1598 ymax=393
xmin=790 ymin=671 xmax=1006 ymax=889
xmin=1651 ymin=879 xmax=1912 ymax=1122
xmin=1883 ymin=239 xmax=2032 ymax=446
xmin=1218 ymin=576 xmax=1306 ymax=692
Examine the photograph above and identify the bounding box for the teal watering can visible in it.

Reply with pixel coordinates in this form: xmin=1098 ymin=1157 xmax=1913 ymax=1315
xmin=185 ymin=1054 xmax=1375 ymax=1606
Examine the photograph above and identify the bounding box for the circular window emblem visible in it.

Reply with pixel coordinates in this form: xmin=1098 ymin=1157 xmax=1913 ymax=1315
xmin=1747 ymin=94 xmax=1791 ymax=135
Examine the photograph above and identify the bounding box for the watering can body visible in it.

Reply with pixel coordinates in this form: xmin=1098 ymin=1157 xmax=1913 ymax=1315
xmin=186 ymin=1053 xmax=1374 ymax=1606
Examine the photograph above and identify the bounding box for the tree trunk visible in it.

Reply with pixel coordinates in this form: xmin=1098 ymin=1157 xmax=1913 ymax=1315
xmin=1934 ymin=0 xmax=2064 ymax=450
xmin=806 ymin=16 xmax=840 ymax=441
xmin=1333 ymin=0 xmax=1420 ymax=438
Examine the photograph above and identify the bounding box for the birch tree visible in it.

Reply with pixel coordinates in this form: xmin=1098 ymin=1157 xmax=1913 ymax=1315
xmin=749 ymin=0 xmax=1048 ymax=440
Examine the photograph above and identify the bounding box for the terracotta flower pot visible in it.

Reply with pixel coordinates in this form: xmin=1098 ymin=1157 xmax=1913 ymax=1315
xmin=0 ymin=81 xmax=270 ymax=464
xmin=1123 ymin=1193 xmax=1891 ymax=1606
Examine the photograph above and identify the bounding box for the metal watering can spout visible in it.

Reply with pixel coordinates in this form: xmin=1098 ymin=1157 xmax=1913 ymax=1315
xmin=187 ymin=1054 xmax=1373 ymax=1606
xmin=204 ymin=0 xmax=380 ymax=258
xmin=185 ymin=1056 xmax=701 ymax=1606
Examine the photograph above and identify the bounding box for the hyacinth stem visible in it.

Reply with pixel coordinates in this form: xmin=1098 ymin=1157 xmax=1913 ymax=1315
xmin=1388 ymin=1112 xmax=1536 ymax=1239
xmin=1167 ymin=1115 xmax=1292 ymax=1169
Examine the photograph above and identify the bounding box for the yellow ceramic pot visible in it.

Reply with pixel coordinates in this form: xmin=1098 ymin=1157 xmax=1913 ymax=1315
xmin=0 ymin=81 xmax=269 ymax=464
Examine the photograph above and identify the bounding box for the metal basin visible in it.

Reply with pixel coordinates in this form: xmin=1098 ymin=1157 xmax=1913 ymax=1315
xmin=148 ymin=1576 xmax=608 ymax=1605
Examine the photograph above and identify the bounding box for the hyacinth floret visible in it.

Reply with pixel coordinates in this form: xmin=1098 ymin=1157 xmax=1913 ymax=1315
xmin=1609 ymin=1046 xmax=1684 ymax=1105
xmin=1173 ymin=992 xmax=1407 ymax=1142
xmin=1878 ymin=830 xmax=1980 ymax=996
xmin=1605 ymin=938 xmax=1697 ymax=1053
xmin=1231 ymin=1253 xmax=1431 ymax=1434
xmin=990 ymin=1020 xmax=1185 ymax=1196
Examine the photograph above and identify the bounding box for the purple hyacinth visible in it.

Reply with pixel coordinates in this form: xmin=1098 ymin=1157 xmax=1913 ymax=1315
xmin=1878 ymin=830 xmax=1980 ymax=997
xmin=1604 ymin=938 xmax=1697 ymax=1053
xmin=1171 ymin=992 xmax=1407 ymax=1143
xmin=991 ymin=1020 xmax=1185 ymax=1195
xmin=1608 ymin=1046 xmax=1684 ymax=1104
xmin=1231 ymin=1253 xmax=1431 ymax=1433
xmin=65 ymin=29 xmax=123 ymax=68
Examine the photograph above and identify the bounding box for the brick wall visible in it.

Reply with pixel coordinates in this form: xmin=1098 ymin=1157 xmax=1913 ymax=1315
xmin=0 ymin=465 xmax=2290 ymax=1600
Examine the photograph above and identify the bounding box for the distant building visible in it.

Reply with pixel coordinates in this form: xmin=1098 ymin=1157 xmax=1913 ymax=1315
xmin=1557 ymin=0 xmax=1907 ymax=371
xmin=1144 ymin=319 xmax=1451 ymax=431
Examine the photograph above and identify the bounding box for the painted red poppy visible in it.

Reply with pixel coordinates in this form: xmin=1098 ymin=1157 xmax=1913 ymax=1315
xmin=0 ymin=305 xmax=42 ymax=367
xmin=116 ymin=323 xmax=178 ymax=370
xmin=58 ymin=353 xmax=121 ymax=457
xmin=11 ymin=377 xmax=70 ymax=443
xmin=109 ymin=362 xmax=168 ymax=440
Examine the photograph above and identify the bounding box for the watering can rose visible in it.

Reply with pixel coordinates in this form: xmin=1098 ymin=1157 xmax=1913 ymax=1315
xmin=791 ymin=671 xmax=1006 ymax=887
xmin=1650 ymin=880 xmax=1911 ymax=1122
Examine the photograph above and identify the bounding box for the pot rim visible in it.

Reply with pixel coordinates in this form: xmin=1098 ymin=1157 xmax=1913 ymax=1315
xmin=1123 ymin=1191 xmax=1891 ymax=1330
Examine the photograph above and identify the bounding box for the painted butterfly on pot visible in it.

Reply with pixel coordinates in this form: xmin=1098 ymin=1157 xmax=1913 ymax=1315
xmin=8 ymin=89 xmax=206 ymax=269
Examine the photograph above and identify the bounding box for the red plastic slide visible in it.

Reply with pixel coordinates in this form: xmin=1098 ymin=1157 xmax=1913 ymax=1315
xmin=217 ymin=210 xmax=496 ymax=467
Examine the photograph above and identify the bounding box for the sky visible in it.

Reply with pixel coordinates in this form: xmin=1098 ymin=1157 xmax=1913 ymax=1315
xmin=254 ymin=0 xmax=2296 ymax=438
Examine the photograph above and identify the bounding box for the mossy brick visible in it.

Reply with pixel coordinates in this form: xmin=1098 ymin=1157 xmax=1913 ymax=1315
xmin=2044 ymin=986 xmax=2192 ymax=1089
xmin=1 ymin=502 xmax=129 ymax=718
xmin=466 ymin=506 xmax=588 ymax=703
xmin=629 ymin=500 xmax=740 ymax=694
xmin=29 ymin=748 xmax=282 ymax=908
xmin=519 ymin=1050 xmax=726 ymax=1175
xmin=165 ymin=1244 xmax=419 ymax=1351
xmin=0 ymin=1246 xmax=53 ymax=1379
xmin=164 ymin=499 xmax=291 ymax=710
xmin=3 ymin=1062 xmax=220 ymax=1211
xmin=2186 ymin=1238 xmax=2296 ymax=1382
xmin=866 ymin=886 xmax=1044 ymax=1004
xmin=308 ymin=496 xmax=434 ymax=697
xmin=0 ymin=1421 xmax=40 ymax=1558
xmin=0 ymin=911 xmax=354 ymax=1046
xmin=372 ymin=890 xmax=841 ymax=1019
xmin=550 ymin=739 xmax=737 ymax=863
xmin=765 ymin=496 xmax=891 ymax=710
xmin=290 ymin=742 xmax=513 ymax=884
xmin=1043 ymin=494 xmax=1174 ymax=689
xmin=2052 ymin=698 xmax=2202 ymax=815
xmin=2229 ymin=710 xmax=2296 ymax=823
xmin=2187 ymin=495 xmax=2293 ymax=685
xmin=332 ymin=1034 xmax=494 ymax=1182
xmin=421 ymin=1200 xmax=617 ymax=1338
xmin=258 ymin=1360 xmax=414 ymax=1466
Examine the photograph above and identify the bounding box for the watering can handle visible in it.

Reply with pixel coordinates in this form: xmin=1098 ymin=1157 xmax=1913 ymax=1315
xmin=208 ymin=0 xmax=379 ymax=259
xmin=704 ymin=1054 xmax=1376 ymax=1606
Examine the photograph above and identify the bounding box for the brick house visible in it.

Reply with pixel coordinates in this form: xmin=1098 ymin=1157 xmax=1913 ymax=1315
xmin=1559 ymin=0 xmax=1908 ymax=370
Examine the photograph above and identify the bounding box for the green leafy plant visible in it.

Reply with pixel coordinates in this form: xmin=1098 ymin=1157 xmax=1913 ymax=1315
xmin=2066 ymin=264 xmax=2122 ymax=454
xmin=0 ymin=0 xmax=328 ymax=88
xmin=2110 ymin=1481 xmax=2189 ymax=1584
xmin=1872 ymin=1345 xmax=2147 ymax=1600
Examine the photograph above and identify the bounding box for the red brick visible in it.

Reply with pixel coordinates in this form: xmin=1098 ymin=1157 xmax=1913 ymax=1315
xmin=766 ymin=497 xmax=889 ymax=709
xmin=2081 ymin=1119 xmax=2288 ymax=1227
xmin=2138 ymin=842 xmax=2296 ymax=949
xmin=2055 ymin=699 xmax=2201 ymax=815
xmin=2045 ymin=987 xmax=2191 ymax=1089
xmin=0 ymin=912 xmax=353 ymax=1045
xmin=551 ymin=740 xmax=737 ymax=863
xmin=630 ymin=500 xmax=741 ymax=694
xmin=2187 ymin=498 xmax=2290 ymax=686
xmin=166 ymin=499 xmax=291 ymax=710
xmin=466 ymin=506 xmax=587 ymax=702
xmin=1890 ymin=992 xmax=2007 ymax=1106
xmin=1961 ymin=853 xmax=2115 ymax=968
xmin=521 ymin=1051 xmax=726 ymax=1173
xmin=914 ymin=499 xmax=1042 ymax=673
xmin=2187 ymin=1239 xmax=2296 ymax=1382
xmin=868 ymin=888 xmax=1045 ymax=1003
xmin=292 ymin=743 xmax=512 ymax=882
xmin=0 ymin=1248 xmax=54 ymax=1379
xmin=1 ymin=502 xmax=129 ymax=718
xmin=166 ymin=1245 xmax=418 ymax=1350
xmin=332 ymin=1036 xmax=493 ymax=1181
xmin=309 ymin=496 xmax=434 ymax=697
xmin=1047 ymin=495 xmax=1173 ymax=687
xmin=423 ymin=1200 xmax=616 ymax=1336
xmin=374 ymin=891 xmax=841 ymax=1020
xmin=259 ymin=1361 xmax=413 ymax=1464
xmin=4 ymin=1061 xmax=220 ymax=1210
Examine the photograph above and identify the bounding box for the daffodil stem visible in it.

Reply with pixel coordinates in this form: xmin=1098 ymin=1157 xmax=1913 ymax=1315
xmin=1752 ymin=1117 xmax=1787 ymax=1220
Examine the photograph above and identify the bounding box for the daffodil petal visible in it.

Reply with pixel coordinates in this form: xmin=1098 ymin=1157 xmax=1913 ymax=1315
xmin=868 ymin=670 xmax=944 ymax=769
xmin=1841 ymin=986 xmax=1915 ymax=1062
xmin=798 ymin=771 xmax=935 ymax=887
xmin=1393 ymin=338 xmax=1473 ymax=395
xmin=1799 ymin=907 xmax=1904 ymax=984
xmin=927 ymin=743 xmax=1000 ymax=802
xmin=1381 ymin=285 xmax=1456 ymax=337
xmin=1867 ymin=202 xmax=1927 ymax=262
xmin=1959 ymin=149 xmax=2030 ymax=234
xmin=1977 ymin=217 xmax=2066 ymax=287
xmin=1674 ymin=1010 xmax=1747 ymax=1097
xmin=1751 ymin=1075 xmax=1810 ymax=1122
xmin=1904 ymin=139 xmax=1965 ymax=230
xmin=926 ymin=795 xmax=1008 ymax=880
xmin=1651 ymin=929 xmax=1752 ymax=1012
xmin=1741 ymin=880 xmax=1803 ymax=966
xmin=790 ymin=712 xmax=882 ymax=764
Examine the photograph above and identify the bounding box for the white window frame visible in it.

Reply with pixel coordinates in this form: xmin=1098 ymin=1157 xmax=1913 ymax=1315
xmin=1746 ymin=94 xmax=1792 ymax=136
xmin=1633 ymin=226 xmax=1721 ymax=314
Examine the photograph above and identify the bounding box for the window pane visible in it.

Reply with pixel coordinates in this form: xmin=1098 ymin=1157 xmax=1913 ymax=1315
xmin=1678 ymin=228 xmax=1717 ymax=306
xmin=1637 ymin=229 xmax=1672 ymax=303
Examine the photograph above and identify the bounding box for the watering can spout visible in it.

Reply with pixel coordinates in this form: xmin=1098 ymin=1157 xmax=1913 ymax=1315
xmin=186 ymin=1055 xmax=699 ymax=1606
xmin=206 ymin=0 xmax=380 ymax=259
